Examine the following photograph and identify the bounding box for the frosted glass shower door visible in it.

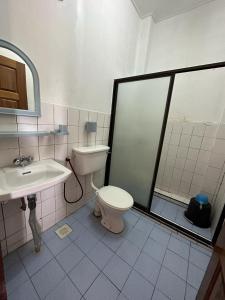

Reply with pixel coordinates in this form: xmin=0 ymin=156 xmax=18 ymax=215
xmin=108 ymin=77 xmax=171 ymax=209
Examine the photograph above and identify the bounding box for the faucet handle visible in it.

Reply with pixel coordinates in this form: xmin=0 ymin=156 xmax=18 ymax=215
xmin=27 ymin=156 xmax=34 ymax=162
xmin=13 ymin=157 xmax=21 ymax=166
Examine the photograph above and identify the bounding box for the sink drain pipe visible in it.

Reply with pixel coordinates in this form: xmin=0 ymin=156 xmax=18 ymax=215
xmin=27 ymin=194 xmax=41 ymax=252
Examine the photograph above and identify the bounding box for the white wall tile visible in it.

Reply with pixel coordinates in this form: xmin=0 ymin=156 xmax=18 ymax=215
xmin=54 ymin=144 xmax=68 ymax=162
xmin=68 ymin=126 xmax=79 ymax=144
xmin=39 ymin=145 xmax=54 ymax=160
xmin=42 ymin=197 xmax=56 ymax=218
xmin=68 ymin=108 xmax=79 ymax=126
xmin=180 ymin=134 xmax=191 ymax=147
xmin=17 ymin=124 xmax=37 ymax=132
xmin=182 ymin=123 xmax=194 ymax=135
xmin=17 ymin=116 xmax=37 ymax=125
xmin=20 ymin=146 xmax=39 ymax=161
xmin=0 ymin=148 xmax=19 ymax=168
xmin=209 ymin=153 xmax=225 ymax=169
xmin=190 ymin=136 xmax=202 ymax=149
xmin=19 ymin=136 xmax=38 ymax=148
xmin=41 ymin=186 xmax=55 ymax=201
xmin=193 ymin=124 xmax=206 ymax=136
xmin=169 ymin=133 xmax=180 ymax=146
xmin=42 ymin=212 xmax=56 ymax=231
xmin=5 ymin=212 xmax=26 ymax=237
xmin=103 ymin=114 xmax=111 ymax=128
xmin=79 ymin=110 xmax=89 ymax=128
xmin=201 ymin=137 xmax=215 ymax=151
xmin=216 ymin=124 xmax=225 ymax=139
xmin=187 ymin=148 xmax=199 ymax=161
xmin=97 ymin=113 xmax=105 ymax=127
xmin=38 ymin=125 xmax=54 ymax=146
xmin=0 ymin=138 xmax=18 ymax=150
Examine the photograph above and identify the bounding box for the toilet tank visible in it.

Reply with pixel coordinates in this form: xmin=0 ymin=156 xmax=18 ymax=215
xmin=72 ymin=145 xmax=110 ymax=175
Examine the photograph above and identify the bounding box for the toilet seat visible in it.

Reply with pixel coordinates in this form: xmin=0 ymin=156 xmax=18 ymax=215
xmin=97 ymin=185 xmax=133 ymax=211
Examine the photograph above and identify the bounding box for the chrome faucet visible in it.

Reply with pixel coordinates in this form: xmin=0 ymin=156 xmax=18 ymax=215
xmin=13 ymin=155 xmax=33 ymax=167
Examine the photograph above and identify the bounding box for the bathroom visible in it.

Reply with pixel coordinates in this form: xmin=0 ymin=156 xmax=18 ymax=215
xmin=1 ymin=0 xmax=225 ymax=299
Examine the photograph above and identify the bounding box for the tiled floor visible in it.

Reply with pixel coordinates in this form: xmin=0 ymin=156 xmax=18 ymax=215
xmin=4 ymin=200 xmax=212 ymax=300
xmin=151 ymin=194 xmax=212 ymax=240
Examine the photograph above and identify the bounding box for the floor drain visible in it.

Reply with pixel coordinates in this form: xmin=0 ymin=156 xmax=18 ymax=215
xmin=55 ymin=224 xmax=72 ymax=239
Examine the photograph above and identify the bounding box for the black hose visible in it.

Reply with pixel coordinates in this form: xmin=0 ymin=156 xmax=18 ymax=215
xmin=64 ymin=157 xmax=84 ymax=204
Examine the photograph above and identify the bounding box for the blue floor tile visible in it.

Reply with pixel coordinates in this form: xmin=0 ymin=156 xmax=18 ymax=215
xmin=45 ymin=234 xmax=71 ymax=256
xmin=45 ymin=277 xmax=82 ymax=300
xmin=143 ymin=238 xmax=167 ymax=263
xmin=17 ymin=240 xmax=39 ymax=259
xmin=56 ymin=243 xmax=84 ymax=273
xmin=163 ymin=250 xmax=188 ymax=281
xmin=167 ymin=235 xmax=190 ymax=260
xmin=150 ymin=227 xmax=171 ymax=246
xmin=3 ymin=251 xmax=20 ymax=270
xmin=103 ymin=255 xmax=132 ymax=290
xmin=58 ymin=214 xmax=77 ymax=226
xmin=102 ymin=231 xmax=125 ymax=252
xmin=116 ymin=239 xmax=141 ymax=267
xmin=69 ymin=256 xmax=100 ymax=295
xmin=134 ymin=252 xmax=161 ymax=285
xmin=189 ymin=247 xmax=210 ymax=271
xmin=5 ymin=260 xmax=29 ymax=295
xmin=134 ymin=217 xmax=154 ymax=235
xmin=117 ymin=293 xmax=129 ymax=300
xmin=122 ymin=270 xmax=154 ymax=300
xmin=74 ymin=206 xmax=92 ymax=221
xmin=191 ymin=242 xmax=212 ymax=256
xmin=125 ymin=227 xmax=149 ymax=249
xmin=84 ymin=273 xmax=120 ymax=300
xmin=75 ymin=228 xmax=98 ymax=254
xmin=8 ymin=280 xmax=39 ymax=300
xmin=156 ymin=267 xmax=186 ymax=300
xmin=87 ymin=241 xmax=113 ymax=270
xmin=22 ymin=245 xmax=53 ymax=276
xmin=185 ymin=284 xmax=198 ymax=300
xmin=152 ymin=289 xmax=169 ymax=300
xmin=187 ymin=263 xmax=205 ymax=290
xmin=31 ymin=259 xmax=65 ymax=299
xmin=123 ymin=211 xmax=139 ymax=226
xmin=41 ymin=225 xmax=58 ymax=243
xmin=68 ymin=220 xmax=86 ymax=241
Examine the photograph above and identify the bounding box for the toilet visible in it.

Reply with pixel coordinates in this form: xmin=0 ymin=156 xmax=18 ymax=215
xmin=72 ymin=145 xmax=134 ymax=233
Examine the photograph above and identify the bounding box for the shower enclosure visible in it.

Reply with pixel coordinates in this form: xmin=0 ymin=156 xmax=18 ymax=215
xmin=105 ymin=62 xmax=225 ymax=244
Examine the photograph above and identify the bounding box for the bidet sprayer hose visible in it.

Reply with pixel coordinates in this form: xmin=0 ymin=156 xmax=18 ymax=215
xmin=64 ymin=157 xmax=84 ymax=204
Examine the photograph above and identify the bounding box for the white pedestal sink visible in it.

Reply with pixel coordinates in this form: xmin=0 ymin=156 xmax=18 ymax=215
xmin=0 ymin=159 xmax=72 ymax=252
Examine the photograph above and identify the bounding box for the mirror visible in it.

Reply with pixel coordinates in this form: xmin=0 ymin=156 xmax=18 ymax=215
xmin=0 ymin=39 xmax=40 ymax=116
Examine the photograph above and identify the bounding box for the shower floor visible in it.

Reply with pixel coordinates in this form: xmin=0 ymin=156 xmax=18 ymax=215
xmin=151 ymin=194 xmax=212 ymax=241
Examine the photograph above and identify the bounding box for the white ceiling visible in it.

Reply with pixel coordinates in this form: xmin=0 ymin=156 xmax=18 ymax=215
xmin=131 ymin=0 xmax=215 ymax=21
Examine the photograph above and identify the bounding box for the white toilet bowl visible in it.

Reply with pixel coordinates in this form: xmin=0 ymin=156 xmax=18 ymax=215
xmin=94 ymin=185 xmax=134 ymax=233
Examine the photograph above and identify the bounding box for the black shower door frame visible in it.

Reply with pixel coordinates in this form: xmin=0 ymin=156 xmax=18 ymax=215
xmin=105 ymin=61 xmax=225 ymax=246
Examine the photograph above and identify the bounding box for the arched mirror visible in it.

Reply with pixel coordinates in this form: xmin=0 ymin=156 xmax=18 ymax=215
xmin=0 ymin=39 xmax=40 ymax=116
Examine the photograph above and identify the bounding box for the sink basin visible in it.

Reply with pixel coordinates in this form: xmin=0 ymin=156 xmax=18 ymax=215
xmin=0 ymin=159 xmax=72 ymax=202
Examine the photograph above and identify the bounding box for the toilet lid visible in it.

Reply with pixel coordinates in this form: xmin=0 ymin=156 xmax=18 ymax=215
xmin=97 ymin=186 xmax=134 ymax=210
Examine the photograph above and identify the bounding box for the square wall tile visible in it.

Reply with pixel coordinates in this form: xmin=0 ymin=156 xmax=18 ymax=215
xmin=68 ymin=108 xmax=79 ymax=126
xmin=190 ymin=136 xmax=202 ymax=149
xmin=79 ymin=110 xmax=89 ymax=128
xmin=39 ymin=145 xmax=54 ymax=160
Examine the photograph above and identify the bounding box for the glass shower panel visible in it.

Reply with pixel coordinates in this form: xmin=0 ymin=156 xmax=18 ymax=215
xmin=108 ymin=77 xmax=171 ymax=208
